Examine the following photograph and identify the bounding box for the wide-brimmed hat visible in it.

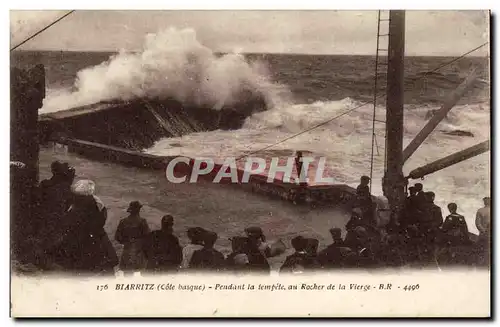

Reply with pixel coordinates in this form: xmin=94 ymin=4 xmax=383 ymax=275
xmin=127 ymin=201 xmax=143 ymax=213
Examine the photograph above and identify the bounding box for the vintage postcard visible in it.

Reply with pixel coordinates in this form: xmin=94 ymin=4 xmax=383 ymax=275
xmin=9 ymin=9 xmax=491 ymax=317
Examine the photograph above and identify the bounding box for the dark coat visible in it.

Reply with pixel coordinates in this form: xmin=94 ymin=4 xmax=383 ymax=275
xmin=143 ymin=230 xmax=182 ymax=272
xmin=37 ymin=177 xmax=73 ymax=231
xmin=115 ymin=215 xmax=150 ymax=271
xmin=442 ymin=213 xmax=470 ymax=245
xmin=189 ymin=247 xmax=225 ymax=272
xmin=53 ymin=195 xmax=118 ymax=273
xmin=317 ymin=241 xmax=345 ymax=268
xmin=246 ymin=247 xmax=271 ymax=274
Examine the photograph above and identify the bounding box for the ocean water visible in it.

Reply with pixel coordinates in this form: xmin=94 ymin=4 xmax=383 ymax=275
xmin=12 ymin=31 xmax=490 ymax=234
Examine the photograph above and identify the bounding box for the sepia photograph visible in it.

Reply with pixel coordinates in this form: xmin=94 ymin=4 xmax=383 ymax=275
xmin=9 ymin=8 xmax=491 ymax=317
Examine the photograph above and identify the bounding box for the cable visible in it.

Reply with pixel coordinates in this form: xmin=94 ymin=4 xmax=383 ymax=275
xmin=235 ymin=100 xmax=374 ymax=160
xmin=421 ymin=42 xmax=489 ymax=76
xmin=11 ymin=11 xmax=75 ymax=51
xmin=236 ymin=41 xmax=489 ymax=161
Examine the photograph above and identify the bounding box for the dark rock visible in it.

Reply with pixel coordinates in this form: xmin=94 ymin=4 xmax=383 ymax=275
xmin=443 ymin=130 xmax=475 ymax=137
xmin=40 ymin=95 xmax=269 ymax=150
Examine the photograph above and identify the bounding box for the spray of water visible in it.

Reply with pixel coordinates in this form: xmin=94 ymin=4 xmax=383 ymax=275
xmin=41 ymin=28 xmax=291 ymax=113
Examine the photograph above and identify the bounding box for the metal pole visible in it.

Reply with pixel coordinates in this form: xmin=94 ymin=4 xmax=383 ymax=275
xmin=382 ymin=10 xmax=406 ymax=227
xmin=407 ymin=140 xmax=490 ymax=180
xmin=402 ymin=68 xmax=478 ymax=163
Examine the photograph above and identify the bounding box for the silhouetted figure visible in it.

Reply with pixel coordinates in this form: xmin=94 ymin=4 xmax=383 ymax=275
xmin=401 ymin=186 xmax=418 ymax=228
xmin=244 ymin=227 xmax=271 ymax=274
xmin=190 ymin=231 xmax=225 ymax=272
xmin=442 ymin=203 xmax=470 ymax=246
xmin=245 ymin=226 xmax=271 ymax=257
xmin=294 ymin=151 xmax=307 ymax=203
xmin=143 ymin=215 xmax=182 ymax=274
xmin=53 ymin=180 xmax=118 ymax=275
xmin=414 ymin=183 xmax=423 ymax=195
xmin=356 ymin=175 xmax=370 ymax=197
xmin=428 ymin=192 xmax=444 ymax=226
xmin=355 ymin=175 xmax=374 ymax=223
xmin=304 ymin=238 xmax=320 ymax=257
xmin=419 ymin=192 xmax=443 ymax=238
xmin=280 ymin=236 xmax=319 ymax=274
xmin=37 ymin=161 xmax=75 ymax=233
xmin=475 ymin=197 xmax=491 ymax=267
xmin=295 ymin=151 xmax=304 ymax=182
xmin=413 ymin=183 xmax=426 ymax=214
xmin=331 ymin=228 xmax=345 ymax=246
xmin=476 ymin=197 xmax=491 ymax=243
xmin=318 ymin=228 xmax=345 ymax=268
xmin=180 ymin=227 xmax=206 ymax=269
xmin=345 ymin=208 xmax=374 ymax=246
xmin=226 ymin=236 xmax=251 ymax=274
xmin=115 ymin=201 xmax=150 ymax=275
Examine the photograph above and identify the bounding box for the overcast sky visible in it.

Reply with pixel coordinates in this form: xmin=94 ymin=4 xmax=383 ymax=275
xmin=10 ymin=10 xmax=489 ymax=56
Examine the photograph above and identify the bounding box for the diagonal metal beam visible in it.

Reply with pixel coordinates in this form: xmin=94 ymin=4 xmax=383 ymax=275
xmin=402 ymin=67 xmax=479 ymax=163
xmin=406 ymin=140 xmax=490 ymax=180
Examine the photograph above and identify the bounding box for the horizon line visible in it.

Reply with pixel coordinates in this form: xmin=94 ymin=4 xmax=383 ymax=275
xmin=11 ymin=48 xmax=490 ymax=58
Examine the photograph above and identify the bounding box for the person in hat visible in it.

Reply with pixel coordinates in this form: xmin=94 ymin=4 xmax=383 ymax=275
xmin=245 ymin=226 xmax=271 ymax=257
xmin=244 ymin=227 xmax=271 ymax=274
xmin=401 ymin=186 xmax=418 ymax=229
xmin=356 ymin=176 xmax=371 ymax=199
xmin=304 ymin=238 xmax=320 ymax=257
xmin=418 ymin=192 xmax=443 ymax=241
xmin=180 ymin=227 xmax=207 ymax=269
xmin=226 ymin=236 xmax=251 ymax=274
xmin=413 ymin=183 xmax=427 ymax=216
xmin=345 ymin=208 xmax=365 ymax=233
xmin=37 ymin=161 xmax=75 ymax=234
xmin=442 ymin=203 xmax=470 ymax=246
xmin=115 ymin=201 xmax=150 ymax=276
xmin=355 ymin=175 xmax=374 ymax=223
xmin=143 ymin=215 xmax=182 ymax=274
xmin=51 ymin=179 xmax=118 ymax=275
xmin=189 ymin=231 xmax=225 ymax=272
xmin=280 ymin=236 xmax=319 ymax=274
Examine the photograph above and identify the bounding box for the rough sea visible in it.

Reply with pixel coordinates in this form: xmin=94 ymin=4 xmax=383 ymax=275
xmin=12 ymin=29 xmax=490 ymax=234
